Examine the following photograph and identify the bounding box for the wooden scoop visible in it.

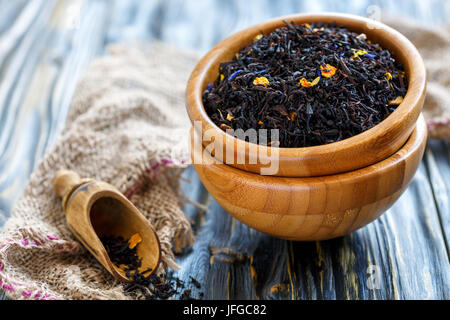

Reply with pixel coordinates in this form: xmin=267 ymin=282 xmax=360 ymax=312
xmin=53 ymin=170 xmax=161 ymax=282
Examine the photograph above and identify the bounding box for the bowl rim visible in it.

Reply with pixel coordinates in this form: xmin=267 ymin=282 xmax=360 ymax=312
xmin=193 ymin=114 xmax=427 ymax=216
xmin=186 ymin=12 xmax=426 ymax=177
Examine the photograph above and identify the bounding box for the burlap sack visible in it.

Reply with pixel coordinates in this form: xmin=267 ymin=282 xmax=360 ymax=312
xmin=0 ymin=43 xmax=199 ymax=300
xmin=0 ymin=17 xmax=449 ymax=301
xmin=382 ymin=16 xmax=450 ymax=140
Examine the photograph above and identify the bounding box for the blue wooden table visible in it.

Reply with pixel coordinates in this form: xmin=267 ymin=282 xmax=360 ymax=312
xmin=0 ymin=0 xmax=449 ymax=300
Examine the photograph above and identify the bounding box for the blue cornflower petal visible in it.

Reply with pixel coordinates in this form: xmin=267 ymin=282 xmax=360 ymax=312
xmin=228 ymin=70 xmax=243 ymax=81
xmin=364 ymin=53 xmax=377 ymax=60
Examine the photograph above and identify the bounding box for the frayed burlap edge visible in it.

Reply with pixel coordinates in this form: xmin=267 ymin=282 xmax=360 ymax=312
xmin=0 ymin=42 xmax=199 ymax=300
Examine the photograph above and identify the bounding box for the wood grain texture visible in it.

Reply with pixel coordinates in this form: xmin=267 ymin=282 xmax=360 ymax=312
xmin=186 ymin=13 xmax=427 ymax=177
xmin=53 ymin=170 xmax=161 ymax=282
xmin=193 ymin=115 xmax=427 ymax=240
xmin=0 ymin=0 xmax=449 ymax=300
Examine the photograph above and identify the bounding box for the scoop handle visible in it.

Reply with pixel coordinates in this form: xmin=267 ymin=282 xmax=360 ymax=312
xmin=53 ymin=170 xmax=81 ymax=198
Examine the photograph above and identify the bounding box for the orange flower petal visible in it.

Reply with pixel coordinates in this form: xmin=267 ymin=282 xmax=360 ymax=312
xmin=128 ymin=233 xmax=142 ymax=249
xmin=220 ymin=123 xmax=232 ymax=131
xmin=299 ymin=78 xmax=311 ymax=87
xmin=299 ymin=77 xmax=320 ymax=88
xmin=320 ymin=64 xmax=337 ymax=78
xmin=289 ymin=112 xmax=297 ymax=121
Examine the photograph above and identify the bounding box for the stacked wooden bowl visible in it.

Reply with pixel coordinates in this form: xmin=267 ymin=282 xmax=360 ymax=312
xmin=186 ymin=13 xmax=427 ymax=241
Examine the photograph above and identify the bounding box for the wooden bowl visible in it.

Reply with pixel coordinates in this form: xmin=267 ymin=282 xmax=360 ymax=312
xmin=192 ymin=115 xmax=427 ymax=241
xmin=186 ymin=13 xmax=426 ymax=177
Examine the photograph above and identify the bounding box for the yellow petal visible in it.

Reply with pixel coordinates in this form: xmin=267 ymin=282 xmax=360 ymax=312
xmin=351 ymin=48 xmax=368 ymax=59
xmin=385 ymin=72 xmax=393 ymax=81
xmin=253 ymin=76 xmax=270 ymax=87
xmin=226 ymin=113 xmax=234 ymax=121
xmin=254 ymin=34 xmax=263 ymax=41
xmin=311 ymin=76 xmax=320 ymax=86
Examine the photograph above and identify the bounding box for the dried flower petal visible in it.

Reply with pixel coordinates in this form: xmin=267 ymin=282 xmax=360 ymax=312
xmin=351 ymin=48 xmax=368 ymax=59
xmin=228 ymin=70 xmax=243 ymax=81
xmin=220 ymin=123 xmax=232 ymax=130
xmin=311 ymin=76 xmax=320 ymax=86
xmin=385 ymin=72 xmax=393 ymax=81
xmin=356 ymin=33 xmax=367 ymax=41
xmin=258 ymin=121 xmax=263 ymax=125
xmin=217 ymin=109 xmax=225 ymax=121
xmin=299 ymin=77 xmax=320 ymax=88
xmin=128 ymin=233 xmax=142 ymax=249
xmin=389 ymin=96 xmax=404 ymax=105
xmin=226 ymin=113 xmax=234 ymax=121
xmin=299 ymin=78 xmax=310 ymax=87
xmin=254 ymin=34 xmax=263 ymax=41
xmin=254 ymin=69 xmax=267 ymax=74
xmin=320 ymin=64 xmax=337 ymax=78
xmin=253 ymin=76 xmax=270 ymax=87
xmin=220 ymin=74 xmax=224 ymax=81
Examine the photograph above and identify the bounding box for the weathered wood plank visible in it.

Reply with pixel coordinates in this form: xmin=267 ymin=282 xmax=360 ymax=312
xmin=0 ymin=0 xmax=109 ymax=216
xmin=0 ymin=0 xmax=46 ymax=63
xmin=288 ymin=161 xmax=450 ymax=299
xmin=425 ymin=141 xmax=450 ymax=254
xmin=0 ymin=0 xmax=57 ymax=213
xmin=177 ymin=165 xmax=450 ymax=299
